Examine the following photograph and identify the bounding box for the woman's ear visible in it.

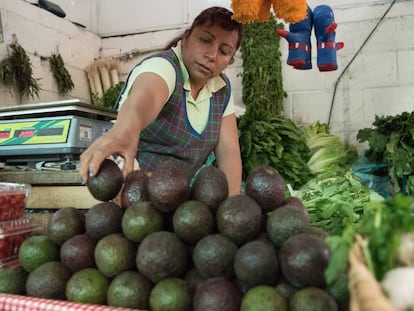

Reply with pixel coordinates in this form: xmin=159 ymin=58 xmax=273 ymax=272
xmin=181 ymin=30 xmax=190 ymax=46
xmin=183 ymin=29 xmax=191 ymax=40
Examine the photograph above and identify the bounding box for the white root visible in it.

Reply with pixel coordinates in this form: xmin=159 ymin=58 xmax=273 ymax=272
xmin=397 ymin=233 xmax=414 ymax=267
xmin=381 ymin=267 xmax=414 ymax=310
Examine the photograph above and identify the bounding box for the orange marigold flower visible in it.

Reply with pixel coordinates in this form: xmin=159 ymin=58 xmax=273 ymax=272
xmin=231 ymin=0 xmax=263 ymax=23
xmin=271 ymin=0 xmax=308 ymax=23
xmin=257 ymin=0 xmax=272 ymax=22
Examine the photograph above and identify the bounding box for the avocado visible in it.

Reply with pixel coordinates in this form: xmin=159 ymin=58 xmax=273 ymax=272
xmin=60 ymin=234 xmax=97 ymax=273
xmin=136 ymin=231 xmax=188 ymax=283
xmin=172 ymin=200 xmax=215 ymax=245
xmin=147 ymin=160 xmax=191 ymax=213
xmin=0 ymin=265 xmax=28 ymax=295
xmin=149 ymin=277 xmax=192 ymax=311
xmin=48 ymin=207 xmax=86 ymax=246
xmin=289 ymin=287 xmax=338 ymax=311
xmin=266 ymin=205 xmax=310 ymax=248
xmin=241 ymin=285 xmax=288 ymax=311
xmin=192 ymin=233 xmax=238 ymax=279
xmin=25 ymin=261 xmax=71 ymax=300
xmin=279 ymin=233 xmax=330 ymax=288
xmin=18 ymin=235 xmax=60 ymax=273
xmin=281 ymin=196 xmax=310 ymax=221
xmin=234 ymin=240 xmax=280 ymax=289
xmin=191 ymin=165 xmax=229 ymax=211
xmin=121 ymin=201 xmax=165 ymax=243
xmin=193 ymin=277 xmax=242 ymax=311
xmin=245 ymin=165 xmax=286 ymax=213
xmin=216 ymin=194 xmax=262 ymax=246
xmin=107 ymin=270 xmax=153 ymax=309
xmin=120 ymin=169 xmax=149 ymax=209
xmin=94 ymin=233 xmax=136 ymax=278
xmin=66 ymin=268 xmax=110 ymax=305
xmin=85 ymin=201 xmax=124 ymax=240
xmin=87 ymin=158 xmax=124 ymax=202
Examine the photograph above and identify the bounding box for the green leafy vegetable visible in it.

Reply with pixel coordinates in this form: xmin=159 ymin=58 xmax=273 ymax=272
xmin=357 ymin=111 xmax=414 ymax=195
xmin=358 ymin=194 xmax=414 ymax=280
xmin=325 ymin=194 xmax=414 ymax=295
xmin=240 ymin=16 xmax=285 ymax=114
xmin=304 ymin=122 xmax=358 ymax=179
xmin=238 ymin=107 xmax=312 ymax=188
xmin=296 ymin=170 xmax=374 ymax=236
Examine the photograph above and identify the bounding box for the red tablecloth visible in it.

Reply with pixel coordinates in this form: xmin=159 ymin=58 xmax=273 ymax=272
xmin=0 ymin=293 xmax=145 ymax=311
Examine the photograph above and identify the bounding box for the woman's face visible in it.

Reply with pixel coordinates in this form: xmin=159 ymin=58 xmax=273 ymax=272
xmin=181 ymin=24 xmax=239 ymax=89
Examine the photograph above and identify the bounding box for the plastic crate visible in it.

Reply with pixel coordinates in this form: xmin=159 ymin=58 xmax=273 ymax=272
xmin=0 ymin=218 xmax=37 ymax=267
xmin=0 ymin=182 xmax=31 ymax=222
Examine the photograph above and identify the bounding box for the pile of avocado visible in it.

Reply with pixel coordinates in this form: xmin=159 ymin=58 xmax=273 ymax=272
xmin=0 ymin=159 xmax=345 ymax=311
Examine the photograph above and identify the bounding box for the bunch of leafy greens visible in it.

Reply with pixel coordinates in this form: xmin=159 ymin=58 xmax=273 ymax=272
xmin=325 ymin=194 xmax=414 ymax=287
xmin=296 ymin=170 xmax=376 ymax=236
xmin=240 ymin=15 xmax=285 ymax=115
xmin=357 ymin=111 xmax=414 ymax=195
xmin=238 ymin=107 xmax=312 ymax=188
xmin=303 ymin=121 xmax=358 ymax=179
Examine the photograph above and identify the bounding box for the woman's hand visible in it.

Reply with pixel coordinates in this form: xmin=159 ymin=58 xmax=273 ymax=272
xmin=79 ymin=124 xmax=140 ymax=184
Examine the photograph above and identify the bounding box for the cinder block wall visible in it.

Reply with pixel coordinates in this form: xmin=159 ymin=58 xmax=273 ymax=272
xmin=0 ymin=0 xmax=413 ymax=150
xmin=0 ymin=0 xmax=100 ymax=106
xmin=283 ymin=0 xmax=414 ymax=149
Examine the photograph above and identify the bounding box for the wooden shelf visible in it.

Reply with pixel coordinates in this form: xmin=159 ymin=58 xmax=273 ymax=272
xmin=0 ymin=170 xmax=101 ymax=209
xmin=0 ymin=170 xmax=81 ymax=185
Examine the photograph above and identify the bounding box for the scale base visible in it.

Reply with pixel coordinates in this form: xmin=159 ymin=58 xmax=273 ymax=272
xmin=1 ymin=152 xmax=80 ymax=167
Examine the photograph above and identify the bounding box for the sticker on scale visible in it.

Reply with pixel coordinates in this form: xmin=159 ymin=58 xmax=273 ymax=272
xmin=80 ymin=123 xmax=92 ymax=142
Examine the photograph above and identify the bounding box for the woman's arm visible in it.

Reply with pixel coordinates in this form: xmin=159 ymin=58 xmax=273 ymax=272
xmin=79 ymin=72 xmax=170 ymax=183
xmin=214 ymin=113 xmax=243 ymax=195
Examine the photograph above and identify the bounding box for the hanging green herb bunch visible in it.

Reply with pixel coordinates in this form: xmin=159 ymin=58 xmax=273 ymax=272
xmin=0 ymin=42 xmax=41 ymax=99
xmin=240 ymin=15 xmax=286 ymax=114
xmin=49 ymin=52 xmax=74 ymax=95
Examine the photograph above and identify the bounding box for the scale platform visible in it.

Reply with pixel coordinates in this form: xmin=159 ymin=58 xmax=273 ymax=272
xmin=0 ymin=99 xmax=117 ymax=164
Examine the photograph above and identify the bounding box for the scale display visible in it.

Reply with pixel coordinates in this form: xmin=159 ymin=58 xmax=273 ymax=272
xmin=0 ymin=118 xmax=71 ymax=146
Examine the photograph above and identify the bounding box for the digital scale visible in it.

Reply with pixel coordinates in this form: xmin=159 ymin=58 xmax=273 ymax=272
xmin=0 ymin=99 xmax=117 ymax=166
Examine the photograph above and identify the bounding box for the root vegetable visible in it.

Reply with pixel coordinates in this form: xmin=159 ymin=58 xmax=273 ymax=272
xmin=381 ymin=267 xmax=414 ymax=310
xmin=397 ymin=233 xmax=414 ymax=267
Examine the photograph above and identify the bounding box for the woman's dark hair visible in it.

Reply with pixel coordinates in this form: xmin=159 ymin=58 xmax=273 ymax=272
xmin=165 ymin=6 xmax=243 ymax=50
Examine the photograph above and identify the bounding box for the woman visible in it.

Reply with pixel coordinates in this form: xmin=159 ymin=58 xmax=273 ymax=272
xmin=79 ymin=6 xmax=243 ymax=195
